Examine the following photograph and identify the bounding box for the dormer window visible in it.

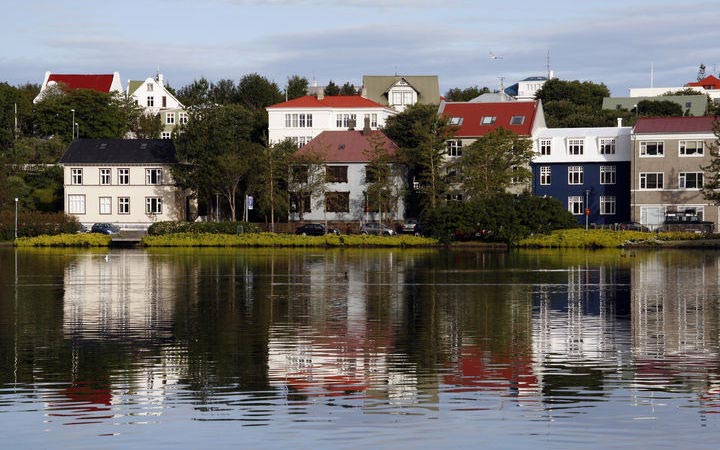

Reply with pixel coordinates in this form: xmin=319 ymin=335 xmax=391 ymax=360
xmin=481 ymin=116 xmax=496 ymax=125
xmin=510 ymin=115 xmax=525 ymax=125
xmin=449 ymin=117 xmax=463 ymax=125
xmin=147 ymin=83 xmax=154 ymax=92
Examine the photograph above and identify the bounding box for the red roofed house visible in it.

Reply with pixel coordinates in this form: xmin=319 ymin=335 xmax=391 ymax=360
xmin=34 ymin=71 xmax=123 ymax=103
xmin=686 ymin=75 xmax=720 ymax=91
xmin=438 ymin=100 xmax=546 ymax=197
xmin=291 ymin=125 xmax=404 ymax=224
xmin=266 ymin=93 xmax=396 ymax=147
xmin=631 ymin=116 xmax=718 ymax=231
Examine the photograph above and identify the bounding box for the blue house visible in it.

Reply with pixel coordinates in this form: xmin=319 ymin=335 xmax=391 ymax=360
xmin=531 ymin=122 xmax=632 ymax=226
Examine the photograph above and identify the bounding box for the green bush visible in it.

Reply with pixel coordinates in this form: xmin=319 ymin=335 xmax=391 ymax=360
xmin=518 ymin=229 xmax=654 ymax=248
xmin=147 ymin=221 xmax=262 ymax=236
xmin=142 ymin=232 xmax=438 ymax=248
xmin=15 ymin=233 xmax=112 ymax=247
xmin=0 ymin=210 xmax=81 ymax=241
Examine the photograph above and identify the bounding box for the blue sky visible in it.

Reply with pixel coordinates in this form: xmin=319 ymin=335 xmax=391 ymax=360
xmin=3 ymin=0 xmax=720 ymax=96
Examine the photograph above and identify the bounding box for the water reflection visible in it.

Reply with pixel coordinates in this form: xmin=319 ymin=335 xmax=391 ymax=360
xmin=1 ymin=248 xmax=720 ymax=447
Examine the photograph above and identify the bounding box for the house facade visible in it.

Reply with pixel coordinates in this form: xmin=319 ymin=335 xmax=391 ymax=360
xmin=291 ymin=128 xmax=404 ymax=225
xmin=504 ymin=75 xmax=550 ymax=101
xmin=532 ymin=123 xmax=632 ymax=225
xmin=266 ymin=95 xmax=396 ymax=146
xmin=361 ymin=75 xmax=440 ymax=112
xmin=34 ymin=72 xmax=123 ymax=103
xmin=126 ymin=74 xmax=187 ymax=138
xmin=59 ymin=139 xmax=190 ymax=229
xmin=631 ymin=116 xmax=718 ymax=231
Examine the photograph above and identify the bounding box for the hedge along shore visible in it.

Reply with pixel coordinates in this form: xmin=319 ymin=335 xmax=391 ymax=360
xmin=141 ymin=232 xmax=438 ymax=247
xmin=516 ymin=229 xmax=719 ymax=249
xmin=14 ymin=234 xmax=113 ymax=247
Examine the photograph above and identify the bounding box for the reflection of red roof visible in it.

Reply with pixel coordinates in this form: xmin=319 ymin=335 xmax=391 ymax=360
xmin=267 ymin=95 xmax=386 ymax=109
xmin=687 ymin=75 xmax=720 ymax=90
xmin=443 ymin=346 xmax=537 ymax=394
xmin=297 ymin=130 xmax=399 ymax=163
xmin=47 ymin=74 xmax=116 ymax=93
xmin=634 ymin=116 xmax=717 ymax=134
xmin=439 ymin=101 xmax=539 ymax=137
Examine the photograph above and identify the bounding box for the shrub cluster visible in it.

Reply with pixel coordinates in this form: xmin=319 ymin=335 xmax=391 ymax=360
xmin=142 ymin=232 xmax=437 ymax=248
xmin=0 ymin=210 xmax=81 ymax=240
xmin=517 ymin=229 xmax=653 ymax=248
xmin=147 ymin=221 xmax=261 ymax=236
xmin=15 ymin=233 xmax=112 ymax=247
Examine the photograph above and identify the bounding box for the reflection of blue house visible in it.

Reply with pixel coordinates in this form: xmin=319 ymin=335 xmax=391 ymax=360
xmin=531 ymin=123 xmax=632 ymax=225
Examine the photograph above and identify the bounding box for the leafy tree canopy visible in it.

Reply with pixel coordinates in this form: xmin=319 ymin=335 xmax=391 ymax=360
xmin=236 ymin=73 xmax=284 ymax=111
xmin=286 ymin=75 xmax=309 ymax=100
xmin=535 ymin=78 xmax=610 ymax=108
xmin=444 ymin=86 xmax=490 ymax=102
xmin=635 ymin=99 xmax=684 ymax=117
xmin=324 ymin=80 xmax=340 ymax=96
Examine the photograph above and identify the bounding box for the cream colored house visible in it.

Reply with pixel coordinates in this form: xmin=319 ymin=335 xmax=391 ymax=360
xmin=126 ymin=74 xmax=187 ymax=138
xmin=59 ymin=139 xmax=190 ymax=229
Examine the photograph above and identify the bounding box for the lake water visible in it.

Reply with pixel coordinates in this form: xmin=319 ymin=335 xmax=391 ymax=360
xmin=1 ymin=247 xmax=720 ymax=449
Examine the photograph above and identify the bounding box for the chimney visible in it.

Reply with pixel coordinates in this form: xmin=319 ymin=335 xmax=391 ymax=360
xmin=362 ymin=116 xmax=371 ymax=135
xmin=157 ymin=73 xmax=164 ymax=87
xmin=617 ymin=118 xmax=622 ymax=127
xmin=317 ymin=89 xmax=324 ymax=100
xmin=348 ymin=118 xmax=356 ymax=131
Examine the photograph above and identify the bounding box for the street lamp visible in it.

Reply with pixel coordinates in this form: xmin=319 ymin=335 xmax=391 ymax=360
xmin=585 ymin=190 xmax=590 ymax=231
xmin=71 ymin=109 xmax=75 ymax=140
xmin=14 ymin=197 xmax=18 ymax=239
xmin=75 ymin=122 xmax=79 ymax=139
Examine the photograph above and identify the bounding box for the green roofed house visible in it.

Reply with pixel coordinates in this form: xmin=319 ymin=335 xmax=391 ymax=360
xmin=602 ymin=95 xmax=708 ymax=117
xmin=127 ymin=74 xmax=187 ymax=139
xmin=361 ymin=75 xmax=440 ymax=112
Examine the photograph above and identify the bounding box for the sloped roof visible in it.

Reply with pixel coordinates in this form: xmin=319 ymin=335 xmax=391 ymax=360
xmin=47 ymin=74 xmax=116 ymax=92
xmin=439 ymin=101 xmax=540 ymax=137
xmin=633 ymin=116 xmax=718 ymax=134
xmin=59 ymin=139 xmax=177 ymax=164
xmin=267 ymin=95 xmax=386 ymax=109
xmin=602 ymin=95 xmax=708 ymax=117
xmin=127 ymin=80 xmax=144 ymax=95
xmin=362 ymin=75 xmax=440 ymax=105
xmin=686 ymin=75 xmax=720 ymax=90
xmin=296 ymin=130 xmax=398 ymax=163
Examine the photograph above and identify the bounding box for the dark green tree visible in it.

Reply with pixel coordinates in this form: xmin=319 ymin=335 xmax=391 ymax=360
xmin=253 ymin=139 xmax=296 ymax=229
xmin=209 ymin=79 xmax=238 ymax=105
xmin=324 ymin=80 xmax=340 ymax=96
xmin=535 ymin=79 xmax=614 ymax=127
xmin=340 ymin=82 xmax=358 ymax=96
xmin=176 ymin=77 xmax=211 ymax=107
xmin=286 ymin=75 xmax=309 ymax=100
xmin=133 ymin=113 xmax=163 ymax=139
xmin=236 ymin=73 xmax=284 ymax=111
xmin=444 ymin=86 xmax=490 ymax=102
xmin=701 ymin=123 xmax=720 ymax=204
xmin=288 ymin=148 xmax=326 ymax=222
xmin=364 ymin=132 xmax=401 ymax=223
xmin=634 ymin=99 xmax=684 ymax=117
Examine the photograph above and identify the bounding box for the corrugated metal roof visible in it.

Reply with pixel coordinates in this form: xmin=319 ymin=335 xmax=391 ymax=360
xmin=59 ymin=139 xmax=177 ymax=164
xmin=633 ymin=116 xmax=718 ymax=134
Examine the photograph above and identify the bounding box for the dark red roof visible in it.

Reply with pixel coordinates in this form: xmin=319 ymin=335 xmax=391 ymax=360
xmin=267 ymin=95 xmax=386 ymax=109
xmin=686 ymin=75 xmax=720 ymax=90
xmin=633 ymin=116 xmax=718 ymax=134
xmin=47 ymin=74 xmax=116 ymax=92
xmin=439 ymin=101 xmax=539 ymax=137
xmin=297 ymin=130 xmax=398 ymax=163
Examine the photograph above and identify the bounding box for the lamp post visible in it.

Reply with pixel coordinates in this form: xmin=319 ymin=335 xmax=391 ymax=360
xmin=585 ymin=190 xmax=590 ymax=231
xmin=75 ymin=122 xmax=79 ymax=139
xmin=14 ymin=197 xmax=18 ymax=239
xmin=71 ymin=109 xmax=75 ymax=140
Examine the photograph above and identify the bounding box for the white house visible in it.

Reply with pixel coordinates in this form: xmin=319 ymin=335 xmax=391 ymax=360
xmin=59 ymin=139 xmax=190 ymax=229
xmin=126 ymin=74 xmax=187 ymax=138
xmin=361 ymin=75 xmax=440 ymax=112
xmin=504 ymin=75 xmax=550 ymax=101
xmin=266 ymin=94 xmax=396 ymax=146
xmin=33 ymin=72 xmax=124 ymax=103
xmin=291 ymin=126 xmax=404 ymax=225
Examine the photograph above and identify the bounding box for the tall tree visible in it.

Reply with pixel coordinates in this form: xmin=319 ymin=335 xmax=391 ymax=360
xmin=133 ymin=112 xmax=163 ymax=139
xmin=701 ymin=124 xmax=720 ymax=204
xmin=286 ymin=75 xmax=309 ymax=100
xmin=340 ymin=82 xmax=358 ymax=96
xmin=634 ymin=99 xmax=684 ymax=117
xmin=364 ymin=132 xmax=401 ymax=223
xmin=236 ymin=73 xmax=284 ymax=111
xmin=535 ymin=79 xmax=619 ymax=128
xmin=213 ymin=142 xmax=263 ymax=221
xmin=254 ymin=139 xmax=296 ymax=229
xmin=324 ymin=80 xmax=340 ymax=96
xmin=209 ymin=79 xmax=238 ymax=105
xmin=176 ymin=77 xmax=211 ymax=107
xmin=444 ymin=86 xmax=490 ymax=102
xmin=288 ymin=148 xmax=326 ymax=222
xmin=455 ymin=128 xmax=533 ymax=199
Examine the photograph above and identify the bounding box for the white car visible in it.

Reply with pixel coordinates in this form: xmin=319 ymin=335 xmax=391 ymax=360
xmin=360 ymin=222 xmax=394 ymax=236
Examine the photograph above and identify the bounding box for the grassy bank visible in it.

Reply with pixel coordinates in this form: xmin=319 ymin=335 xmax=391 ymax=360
xmin=142 ymin=232 xmax=438 ymax=248
xmin=15 ymin=233 xmax=112 ymax=247
xmin=517 ymin=229 xmax=712 ymax=249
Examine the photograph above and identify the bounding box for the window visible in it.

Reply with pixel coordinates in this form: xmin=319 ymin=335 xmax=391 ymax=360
xmin=99 ymin=168 xmax=111 ymax=185
xmin=568 ymin=166 xmax=584 ymax=185
xmin=568 ymin=139 xmax=584 ymax=155
xmin=162 ymin=96 xmax=167 ymax=108
xmin=600 ymin=196 xmax=616 ymax=215
xmin=640 ymin=172 xmax=664 ymax=189
xmin=510 ymin=115 xmax=525 ymax=125
xmin=392 ymin=92 xmax=402 ymax=105
xmin=679 ymin=140 xmax=704 ymax=156
xmin=539 ymin=139 xmax=551 ymax=155
xmin=446 ymin=193 xmax=463 ymax=202
xmin=286 ymin=113 xmax=313 ymax=128
xmin=510 ymin=166 xmax=522 ymax=184
xmin=147 ymin=96 xmax=154 ymax=107
xmin=68 ymin=194 xmax=85 ymax=214
xmin=447 ymin=140 xmax=463 ymax=157
xmin=118 ymin=168 xmax=129 ymax=185
xmin=71 ymin=168 xmax=83 ymax=185
xmin=679 ymin=172 xmax=704 ymax=189
xmin=449 ymin=117 xmax=463 ymax=125
xmin=370 ymin=113 xmax=377 ymax=127
xmin=290 ymin=193 xmax=311 ymax=213
xmin=403 ymin=91 xmax=413 ymax=105
xmin=146 ymin=168 xmax=163 ymax=185
xmin=599 ymin=138 xmax=616 ymax=155
xmin=568 ymin=196 xmax=584 ymax=215
xmin=325 ymin=191 xmax=349 ymax=213
xmin=326 ymin=166 xmax=348 ymax=183
xmin=179 ymin=112 xmax=188 ymax=124
xmin=147 ymin=83 xmax=154 ymax=92
xmin=481 ymin=116 xmax=496 ymax=125
xmin=640 ymin=141 xmax=664 ymax=156
xmin=166 ymin=113 xmax=175 ymax=124
xmin=336 ymin=114 xmax=356 ymax=128
xmin=146 ymin=197 xmax=163 ymax=214
xmin=161 ymin=132 xmax=171 ymax=139
xmin=600 ymin=165 xmax=616 ymax=185
xmin=99 ymin=197 xmax=111 ymax=214
xmin=118 ymin=197 xmax=130 ymax=214
xmin=290 ymin=136 xmax=313 ymax=147
xmin=540 ymin=166 xmax=551 ymax=185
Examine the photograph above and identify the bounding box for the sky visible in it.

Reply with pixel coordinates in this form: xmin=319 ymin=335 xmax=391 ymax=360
xmin=3 ymin=0 xmax=720 ymax=97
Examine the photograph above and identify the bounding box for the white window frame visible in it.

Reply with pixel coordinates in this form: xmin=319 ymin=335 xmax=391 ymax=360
xmin=567 ymin=138 xmax=584 ymax=155
xmin=447 ymin=140 xmax=463 ymax=157
xmin=510 ymin=115 xmax=525 ymax=125
xmin=539 ymin=139 xmax=551 ymax=156
xmin=679 ymin=140 xmax=704 ymax=156
xmin=146 ymin=168 xmax=163 ymax=185
xmin=147 ymin=96 xmax=154 ymax=107
xmin=600 ymin=196 xmax=616 ymax=215
xmin=568 ymin=166 xmax=584 ymax=185
xmin=145 ymin=197 xmax=163 ymax=214
xmin=568 ymin=196 xmax=584 ymax=215
xmin=71 ymin=168 xmax=83 ymax=185
xmin=118 ymin=168 xmax=129 ymax=185
xmin=99 ymin=168 xmax=111 ymax=185
xmin=118 ymin=197 xmax=130 ymax=215
xmin=178 ymin=112 xmax=188 ymax=124
xmin=68 ymin=194 xmax=86 ymax=214
xmin=161 ymin=132 xmax=171 ymax=139
xmin=640 ymin=141 xmax=664 ymax=157
xmin=679 ymin=172 xmax=704 ymax=189
xmin=639 ymin=172 xmax=664 ymax=190
xmin=99 ymin=196 xmax=112 ymax=215
xmin=166 ymin=113 xmax=175 ymax=125
xmin=481 ymin=116 xmax=496 ymax=125
xmin=539 ymin=166 xmax=551 ymax=185
xmin=599 ymin=138 xmax=616 ymax=155
xmin=600 ymin=165 xmax=616 ymax=185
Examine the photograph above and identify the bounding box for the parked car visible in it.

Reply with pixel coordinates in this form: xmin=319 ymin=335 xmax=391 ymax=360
xmin=360 ymin=222 xmax=394 ymax=236
xmin=90 ymin=223 xmax=121 ymax=235
xmin=619 ymin=222 xmax=650 ymax=232
xmin=295 ymin=223 xmax=340 ymax=236
xmin=401 ymin=219 xmax=423 ymax=236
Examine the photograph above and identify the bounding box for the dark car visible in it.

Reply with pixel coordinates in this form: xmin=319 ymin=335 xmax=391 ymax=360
xmin=401 ymin=219 xmax=424 ymax=236
xmin=90 ymin=223 xmax=121 ymax=235
xmin=295 ymin=223 xmax=339 ymax=236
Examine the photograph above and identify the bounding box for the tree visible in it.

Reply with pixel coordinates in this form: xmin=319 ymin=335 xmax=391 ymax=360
xmin=634 ymin=99 xmax=684 ymax=117
xmin=698 ymin=63 xmax=707 ymax=81
xmin=456 ymin=128 xmax=533 ymax=199
xmin=209 ymin=79 xmax=238 ymax=105
xmin=364 ymin=132 xmax=401 ymax=223
xmin=176 ymin=77 xmax=211 ymax=107
xmin=535 ymin=78 xmax=610 ymax=108
xmin=133 ymin=113 xmax=163 ymax=139
xmin=340 ymin=82 xmax=358 ymax=96
xmin=534 ymin=79 xmax=614 ymax=127
xmin=254 ymin=139 xmax=296 ymax=229
xmin=444 ymin=86 xmax=490 ymax=102
xmin=213 ymin=142 xmax=263 ymax=221
xmin=324 ymin=80 xmax=340 ymax=96
xmin=236 ymin=73 xmax=284 ymax=112
xmin=0 ymin=82 xmax=22 ymax=148
xmin=286 ymin=75 xmax=309 ymax=100
xmin=288 ymin=148 xmax=326 ymax=222
xmin=701 ymin=123 xmax=720 ymax=204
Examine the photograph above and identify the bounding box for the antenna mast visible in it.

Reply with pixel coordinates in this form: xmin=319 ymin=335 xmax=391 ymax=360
xmin=546 ymin=50 xmax=551 ymax=79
